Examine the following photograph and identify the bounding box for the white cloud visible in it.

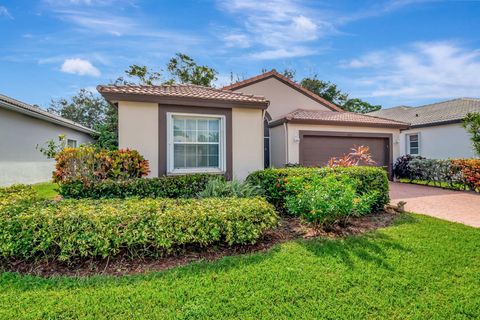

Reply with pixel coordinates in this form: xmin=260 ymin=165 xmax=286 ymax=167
xmin=0 ymin=6 xmax=13 ymax=19
xmin=61 ymin=58 xmax=101 ymax=76
xmin=344 ymin=42 xmax=480 ymax=99
xmin=217 ymin=0 xmax=336 ymax=59
xmin=250 ymin=47 xmax=316 ymax=60
xmin=223 ymin=33 xmax=251 ymax=48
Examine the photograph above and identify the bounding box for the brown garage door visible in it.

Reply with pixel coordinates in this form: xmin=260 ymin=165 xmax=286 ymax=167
xmin=299 ymin=131 xmax=391 ymax=170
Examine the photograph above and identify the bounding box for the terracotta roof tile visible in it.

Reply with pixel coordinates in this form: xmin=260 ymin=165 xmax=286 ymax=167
xmin=97 ymin=84 xmax=269 ymax=107
xmin=222 ymin=70 xmax=344 ymax=112
xmin=270 ymin=109 xmax=409 ymax=129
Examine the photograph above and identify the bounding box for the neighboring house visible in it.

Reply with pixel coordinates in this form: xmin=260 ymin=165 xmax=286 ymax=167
xmin=369 ymin=98 xmax=480 ymax=159
xmin=98 ymin=70 xmax=408 ymax=180
xmin=0 ymin=94 xmax=96 ymax=186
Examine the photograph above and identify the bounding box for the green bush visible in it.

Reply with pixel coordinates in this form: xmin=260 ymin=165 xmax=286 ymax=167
xmin=246 ymin=166 xmax=389 ymax=212
xmin=197 ymin=177 xmax=264 ymax=198
xmin=59 ymin=174 xmax=219 ymax=199
xmin=284 ymin=175 xmax=378 ymax=226
xmin=0 ymin=185 xmax=278 ymax=261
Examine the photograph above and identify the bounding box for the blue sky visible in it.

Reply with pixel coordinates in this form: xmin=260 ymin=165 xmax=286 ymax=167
xmin=1 ymin=0 xmax=480 ymax=109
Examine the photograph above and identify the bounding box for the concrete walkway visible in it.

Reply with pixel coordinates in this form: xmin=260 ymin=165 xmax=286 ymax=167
xmin=389 ymin=182 xmax=480 ymax=228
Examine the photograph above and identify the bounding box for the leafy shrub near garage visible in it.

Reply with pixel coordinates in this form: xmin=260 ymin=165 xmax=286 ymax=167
xmin=408 ymin=158 xmax=463 ymax=187
xmin=0 ymin=185 xmax=278 ymax=261
xmin=53 ymin=146 xmax=149 ymax=184
xmin=284 ymin=174 xmax=378 ymax=226
xmin=246 ymin=166 xmax=389 ymax=212
xmin=452 ymin=159 xmax=480 ymax=192
xmin=197 ymin=177 xmax=264 ymax=198
xmin=393 ymin=154 xmax=425 ymax=180
xmin=59 ymin=174 xmax=220 ymax=199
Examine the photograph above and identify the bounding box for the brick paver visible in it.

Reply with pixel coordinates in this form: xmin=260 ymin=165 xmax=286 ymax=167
xmin=389 ymin=182 xmax=480 ymax=228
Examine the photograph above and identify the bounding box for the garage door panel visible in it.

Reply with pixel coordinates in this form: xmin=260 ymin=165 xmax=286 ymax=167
xmin=300 ymin=135 xmax=389 ymax=168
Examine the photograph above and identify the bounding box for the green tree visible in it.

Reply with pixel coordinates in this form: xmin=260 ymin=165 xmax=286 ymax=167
xmin=167 ymin=53 xmax=217 ymax=86
xmin=342 ymin=98 xmax=381 ymax=114
xmin=118 ymin=65 xmax=163 ymax=85
xmin=48 ymin=89 xmax=118 ymax=150
xmin=463 ymin=112 xmax=480 ymax=155
xmin=300 ymin=76 xmax=349 ymax=106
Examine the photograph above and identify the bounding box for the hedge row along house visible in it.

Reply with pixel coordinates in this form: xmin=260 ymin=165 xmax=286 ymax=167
xmin=98 ymin=70 xmax=408 ymax=180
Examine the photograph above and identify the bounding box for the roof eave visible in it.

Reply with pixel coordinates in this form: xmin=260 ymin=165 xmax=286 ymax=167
xmin=0 ymin=100 xmax=98 ymax=135
xmin=269 ymin=118 xmax=409 ymax=129
xmin=99 ymin=91 xmax=269 ymax=110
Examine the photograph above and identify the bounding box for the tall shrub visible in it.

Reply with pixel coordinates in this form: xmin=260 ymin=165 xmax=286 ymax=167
xmin=53 ymin=146 xmax=149 ymax=184
xmin=452 ymin=159 xmax=480 ymax=192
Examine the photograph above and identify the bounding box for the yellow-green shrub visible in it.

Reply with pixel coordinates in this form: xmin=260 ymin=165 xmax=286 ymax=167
xmin=0 ymin=185 xmax=278 ymax=261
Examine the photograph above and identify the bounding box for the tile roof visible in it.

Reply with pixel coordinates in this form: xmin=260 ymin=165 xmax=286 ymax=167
xmin=97 ymin=84 xmax=269 ymax=107
xmin=0 ymin=93 xmax=97 ymax=134
xmin=369 ymin=98 xmax=480 ymax=127
xmin=269 ymin=109 xmax=409 ymax=129
xmin=221 ymin=70 xmax=344 ymax=112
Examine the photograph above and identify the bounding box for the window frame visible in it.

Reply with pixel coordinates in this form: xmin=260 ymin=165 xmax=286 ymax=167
xmin=166 ymin=112 xmax=226 ymax=175
xmin=67 ymin=139 xmax=77 ymax=148
xmin=406 ymin=133 xmax=420 ymax=155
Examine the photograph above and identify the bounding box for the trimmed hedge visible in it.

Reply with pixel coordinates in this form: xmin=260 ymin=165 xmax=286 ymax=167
xmin=247 ymin=166 xmax=389 ymax=212
xmin=0 ymin=185 xmax=278 ymax=261
xmin=59 ymin=174 xmax=220 ymax=199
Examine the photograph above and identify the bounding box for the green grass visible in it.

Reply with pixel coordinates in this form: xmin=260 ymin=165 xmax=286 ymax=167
xmin=0 ymin=215 xmax=479 ymax=319
xmin=399 ymin=178 xmax=468 ymax=191
xmin=31 ymin=182 xmax=59 ymax=199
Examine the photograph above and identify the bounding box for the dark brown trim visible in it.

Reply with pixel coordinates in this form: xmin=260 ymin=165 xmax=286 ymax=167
xmin=408 ymin=119 xmax=462 ymax=129
xmin=101 ymin=92 xmax=268 ymax=109
xmin=158 ymin=105 xmax=233 ymax=180
xmin=269 ymin=118 xmax=409 ymax=129
xmin=298 ymin=130 xmax=394 ymax=179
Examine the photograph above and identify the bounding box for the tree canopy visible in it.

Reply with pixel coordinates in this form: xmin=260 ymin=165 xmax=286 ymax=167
xmin=463 ymin=112 xmax=480 ymax=155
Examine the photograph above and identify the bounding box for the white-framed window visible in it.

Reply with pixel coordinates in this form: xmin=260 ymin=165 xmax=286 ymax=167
xmin=67 ymin=139 xmax=77 ymax=148
xmin=406 ymin=133 xmax=420 ymax=155
xmin=167 ymin=112 xmax=226 ymax=174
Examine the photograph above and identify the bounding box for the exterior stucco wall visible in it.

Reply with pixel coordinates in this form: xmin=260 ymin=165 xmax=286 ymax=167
xmin=230 ymin=77 xmax=331 ymax=119
xmin=400 ymin=123 xmax=476 ymax=159
xmin=231 ymin=108 xmax=264 ymax=180
xmin=118 ymin=101 xmax=159 ymax=177
xmin=0 ymin=107 xmax=93 ymax=186
xmin=270 ymin=124 xmax=287 ymax=167
xmin=286 ymin=124 xmax=401 ymax=164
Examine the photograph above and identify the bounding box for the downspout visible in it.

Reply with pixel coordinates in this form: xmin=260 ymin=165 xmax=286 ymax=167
xmin=284 ymin=121 xmax=289 ymax=166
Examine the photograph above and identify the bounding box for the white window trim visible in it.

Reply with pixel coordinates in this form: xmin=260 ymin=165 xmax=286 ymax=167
xmin=67 ymin=139 xmax=77 ymax=148
xmin=406 ymin=132 xmax=421 ymax=155
xmin=166 ymin=112 xmax=226 ymax=175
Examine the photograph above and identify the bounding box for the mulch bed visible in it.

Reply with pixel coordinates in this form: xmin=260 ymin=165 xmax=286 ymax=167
xmin=0 ymin=211 xmax=398 ymax=277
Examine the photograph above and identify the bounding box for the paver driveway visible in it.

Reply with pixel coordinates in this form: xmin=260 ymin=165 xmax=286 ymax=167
xmin=389 ymin=182 xmax=480 ymax=227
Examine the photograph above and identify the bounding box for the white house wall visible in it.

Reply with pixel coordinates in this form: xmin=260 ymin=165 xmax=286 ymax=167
xmin=0 ymin=107 xmax=93 ymax=186
xmin=230 ymin=77 xmax=331 ymax=119
xmin=118 ymin=101 xmax=159 ymax=177
xmin=400 ymin=123 xmax=476 ymax=159
xmin=231 ymin=108 xmax=264 ymax=180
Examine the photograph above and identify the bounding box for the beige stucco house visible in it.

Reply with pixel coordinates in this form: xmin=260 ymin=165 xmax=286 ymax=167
xmin=0 ymin=94 xmax=95 ymax=186
xmin=98 ymin=70 xmax=408 ymax=180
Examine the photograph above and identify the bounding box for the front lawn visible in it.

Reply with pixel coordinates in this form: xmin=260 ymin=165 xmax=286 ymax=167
xmin=1 ymin=214 xmax=479 ymax=319
xmin=31 ymin=182 xmax=58 ymax=200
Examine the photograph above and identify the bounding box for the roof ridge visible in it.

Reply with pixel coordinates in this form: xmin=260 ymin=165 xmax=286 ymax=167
xmin=221 ymin=70 xmax=344 ymax=112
